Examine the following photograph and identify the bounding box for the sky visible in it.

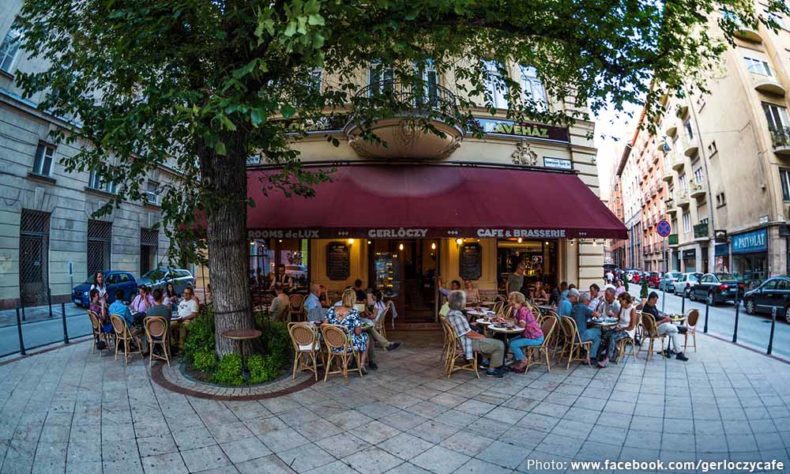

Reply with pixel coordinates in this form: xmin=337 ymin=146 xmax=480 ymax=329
xmin=593 ymin=101 xmax=642 ymax=200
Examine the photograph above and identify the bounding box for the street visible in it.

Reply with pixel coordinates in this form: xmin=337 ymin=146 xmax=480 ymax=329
xmin=0 ymin=303 xmax=92 ymax=357
xmin=626 ymin=285 xmax=790 ymax=360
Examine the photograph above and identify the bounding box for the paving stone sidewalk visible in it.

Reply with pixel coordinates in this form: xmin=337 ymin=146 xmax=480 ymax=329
xmin=1 ymin=331 xmax=790 ymax=473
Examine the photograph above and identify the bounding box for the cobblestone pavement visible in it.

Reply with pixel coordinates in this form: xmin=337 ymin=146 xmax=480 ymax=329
xmin=1 ymin=331 xmax=790 ymax=473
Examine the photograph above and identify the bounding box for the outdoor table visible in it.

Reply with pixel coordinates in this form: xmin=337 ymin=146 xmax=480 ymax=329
xmin=465 ymin=309 xmax=490 ymax=318
xmin=589 ymin=318 xmax=618 ymax=330
xmin=221 ymin=329 xmax=262 ymax=382
xmin=670 ymin=314 xmax=686 ymax=325
xmin=480 ymin=301 xmax=497 ymax=307
xmin=475 ymin=318 xmax=493 ymax=326
xmin=488 ymin=325 xmax=522 ymax=362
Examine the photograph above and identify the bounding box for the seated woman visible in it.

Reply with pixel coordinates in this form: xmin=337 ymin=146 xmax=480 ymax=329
xmin=324 ymin=288 xmax=370 ymax=371
xmin=463 ymin=279 xmax=481 ymax=306
xmin=164 ymin=282 xmax=180 ymax=310
xmin=599 ymin=292 xmax=638 ymax=367
xmin=508 ymin=291 xmax=544 ymax=373
xmin=268 ymin=284 xmax=291 ymax=321
xmin=88 ymin=288 xmax=112 ymax=334
xmin=130 ymin=285 xmax=154 ymax=321
xmin=533 ymin=282 xmax=549 ymax=304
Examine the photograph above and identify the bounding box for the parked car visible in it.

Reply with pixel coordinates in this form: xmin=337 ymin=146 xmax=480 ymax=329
xmin=72 ymin=270 xmax=137 ymax=307
xmin=743 ymin=276 xmax=790 ymax=322
xmin=625 ymin=270 xmax=641 ymax=284
xmin=647 ymin=272 xmax=661 ymax=288
xmin=659 ymin=272 xmax=683 ymax=292
xmin=137 ymin=267 xmax=195 ymax=294
xmin=673 ymin=272 xmax=703 ymax=297
xmin=690 ymin=273 xmax=745 ymax=305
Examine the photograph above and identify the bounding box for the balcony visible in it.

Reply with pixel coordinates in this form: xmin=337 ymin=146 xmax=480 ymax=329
xmin=734 ymin=25 xmax=763 ymax=43
xmin=667 ymin=207 xmax=678 ymax=217
xmin=663 ymin=195 xmax=675 ymax=207
xmin=690 ymin=182 xmax=706 ymax=199
xmin=693 ymin=223 xmax=709 ymax=239
xmin=676 ymin=192 xmax=690 ymax=207
xmin=662 ymin=170 xmax=674 ymax=183
xmin=769 ymin=126 xmax=790 ymax=156
xmin=752 ymin=75 xmax=786 ymax=97
xmin=671 ymin=154 xmax=685 ymax=171
xmin=345 ymin=79 xmax=464 ymax=160
xmin=676 ymin=104 xmax=689 ymax=118
xmin=665 ymin=123 xmax=678 ymax=137
xmin=650 ymin=184 xmax=658 ymax=197
xmin=683 ymin=136 xmax=700 ymax=157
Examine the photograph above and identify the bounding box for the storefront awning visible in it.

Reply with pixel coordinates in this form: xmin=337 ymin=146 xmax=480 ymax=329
xmin=246 ymin=165 xmax=627 ymax=240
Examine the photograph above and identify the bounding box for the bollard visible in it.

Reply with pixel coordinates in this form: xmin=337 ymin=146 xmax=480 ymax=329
xmin=61 ymin=302 xmax=69 ymax=344
xmin=661 ymin=287 xmax=666 ymax=313
xmin=48 ymin=288 xmax=53 ymax=319
xmin=681 ymin=288 xmax=686 ymax=315
xmin=20 ymin=301 xmax=26 ymax=322
xmin=703 ymin=299 xmax=710 ymax=334
xmin=15 ymin=307 xmax=26 ymax=356
xmin=733 ymin=298 xmax=740 ymax=343
xmin=768 ymin=306 xmax=777 ymax=355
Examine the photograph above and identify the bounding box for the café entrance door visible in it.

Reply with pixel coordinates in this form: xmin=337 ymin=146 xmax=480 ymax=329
xmin=369 ymin=239 xmax=439 ymax=322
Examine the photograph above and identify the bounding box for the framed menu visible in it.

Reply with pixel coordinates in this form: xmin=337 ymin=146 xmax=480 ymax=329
xmin=326 ymin=242 xmax=350 ymax=281
xmin=459 ymin=243 xmax=482 ymax=280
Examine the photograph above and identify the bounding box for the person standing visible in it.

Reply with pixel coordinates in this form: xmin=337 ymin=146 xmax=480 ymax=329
xmin=90 ymin=272 xmax=108 ymax=301
xmin=507 ymin=263 xmax=526 ymax=296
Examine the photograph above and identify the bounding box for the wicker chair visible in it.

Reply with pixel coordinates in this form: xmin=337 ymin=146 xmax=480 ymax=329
xmin=439 ymin=316 xmax=453 ymax=367
xmin=289 ymin=294 xmax=306 ymax=322
xmin=288 ymin=322 xmax=322 ymax=381
xmin=523 ymin=316 xmax=558 ymax=373
xmin=321 ymin=324 xmax=363 ymax=382
xmin=560 ymin=316 xmax=592 ymax=369
xmin=638 ymin=313 xmax=665 ymax=361
xmin=374 ymin=302 xmax=391 ymax=339
xmin=443 ymin=318 xmax=479 ymax=379
xmin=88 ymin=310 xmax=112 ymax=354
xmin=110 ymin=314 xmax=143 ymax=364
xmin=683 ymin=309 xmax=699 ymax=352
xmin=144 ymin=316 xmax=171 ymax=368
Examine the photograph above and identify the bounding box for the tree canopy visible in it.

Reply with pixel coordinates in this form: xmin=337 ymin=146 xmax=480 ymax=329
xmin=13 ymin=0 xmax=784 ymax=354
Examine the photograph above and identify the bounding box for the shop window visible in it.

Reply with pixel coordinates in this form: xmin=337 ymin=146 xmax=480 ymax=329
xmin=249 ymin=239 xmax=309 ymax=292
xmin=496 ymin=239 xmax=557 ymax=289
xmin=32 ymin=142 xmax=55 ymax=177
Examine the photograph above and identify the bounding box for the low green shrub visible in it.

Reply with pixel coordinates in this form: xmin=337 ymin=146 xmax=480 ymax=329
xmin=183 ymin=308 xmax=215 ymax=363
xmin=247 ymin=353 xmax=282 ymax=384
xmin=213 ymin=353 xmax=244 ymax=386
xmin=192 ymin=349 xmax=218 ymax=373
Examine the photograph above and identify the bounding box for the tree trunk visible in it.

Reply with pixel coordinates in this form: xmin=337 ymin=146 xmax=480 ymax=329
xmin=199 ymin=131 xmax=255 ymax=356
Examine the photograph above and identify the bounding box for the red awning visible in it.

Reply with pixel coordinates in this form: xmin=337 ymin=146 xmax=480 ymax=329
xmin=246 ymin=165 xmax=627 ymax=240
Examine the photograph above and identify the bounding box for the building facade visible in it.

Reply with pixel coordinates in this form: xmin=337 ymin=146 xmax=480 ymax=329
xmin=245 ymin=64 xmax=623 ymax=321
xmin=0 ymin=2 xmax=173 ymax=309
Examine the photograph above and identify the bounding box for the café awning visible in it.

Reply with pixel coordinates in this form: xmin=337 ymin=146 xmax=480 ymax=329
xmin=246 ymin=164 xmax=627 ymax=240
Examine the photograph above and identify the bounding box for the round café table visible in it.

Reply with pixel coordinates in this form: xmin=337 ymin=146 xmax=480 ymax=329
xmin=222 ymin=329 xmax=262 ymax=382
xmin=488 ymin=325 xmax=523 ymax=362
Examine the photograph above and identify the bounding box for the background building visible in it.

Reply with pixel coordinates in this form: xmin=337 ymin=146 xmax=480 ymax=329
xmin=0 ymin=2 xmax=174 ymax=309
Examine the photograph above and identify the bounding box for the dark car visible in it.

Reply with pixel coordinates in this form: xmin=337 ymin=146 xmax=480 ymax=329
xmin=647 ymin=272 xmax=661 ymax=288
xmin=137 ymin=267 xmax=195 ymax=294
xmin=743 ymin=276 xmax=790 ymax=323
xmin=72 ymin=270 xmax=137 ymax=307
xmin=690 ymin=273 xmax=745 ymax=305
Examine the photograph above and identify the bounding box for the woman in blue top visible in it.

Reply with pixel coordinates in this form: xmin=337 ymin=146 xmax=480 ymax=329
xmin=325 ymin=288 xmax=369 ymax=370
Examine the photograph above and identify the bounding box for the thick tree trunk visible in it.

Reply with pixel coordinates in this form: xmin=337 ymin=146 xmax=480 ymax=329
xmin=199 ymin=132 xmax=255 ymax=356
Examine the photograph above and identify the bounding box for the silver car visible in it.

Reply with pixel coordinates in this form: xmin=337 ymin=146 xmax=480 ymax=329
xmin=137 ymin=267 xmax=195 ymax=294
xmin=673 ymin=272 xmax=703 ymax=297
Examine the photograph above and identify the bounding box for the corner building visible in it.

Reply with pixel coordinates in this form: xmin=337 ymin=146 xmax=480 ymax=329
xmin=247 ymin=64 xmax=625 ymax=323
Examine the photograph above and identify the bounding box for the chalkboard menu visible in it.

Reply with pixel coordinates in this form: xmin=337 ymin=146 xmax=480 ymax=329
xmin=459 ymin=243 xmax=482 ymax=280
xmin=326 ymin=242 xmax=350 ymax=281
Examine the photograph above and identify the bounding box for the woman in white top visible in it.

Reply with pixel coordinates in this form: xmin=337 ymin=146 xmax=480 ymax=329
xmin=90 ymin=272 xmax=108 ymax=301
xmin=599 ymin=292 xmax=638 ymax=367
xmin=463 ymin=280 xmax=481 ymax=306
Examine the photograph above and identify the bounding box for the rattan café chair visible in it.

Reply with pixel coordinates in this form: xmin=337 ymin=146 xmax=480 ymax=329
xmin=145 ymin=316 xmax=171 ymax=368
xmin=560 ymin=316 xmax=592 ymax=369
xmin=110 ymin=314 xmax=143 ymax=365
xmin=88 ymin=310 xmax=112 ymax=354
xmin=321 ymin=324 xmax=363 ymax=382
xmin=523 ymin=316 xmax=558 ymax=373
xmin=288 ymin=322 xmax=322 ymax=381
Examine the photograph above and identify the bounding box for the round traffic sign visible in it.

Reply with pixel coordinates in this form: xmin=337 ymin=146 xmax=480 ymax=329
xmin=656 ymin=219 xmax=672 ymax=238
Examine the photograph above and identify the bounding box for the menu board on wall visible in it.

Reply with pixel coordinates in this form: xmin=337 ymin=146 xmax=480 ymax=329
xmin=459 ymin=243 xmax=482 ymax=280
xmin=326 ymin=242 xmax=350 ymax=281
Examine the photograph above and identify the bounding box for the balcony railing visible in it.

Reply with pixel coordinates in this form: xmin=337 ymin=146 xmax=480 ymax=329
xmin=353 ymin=78 xmax=461 ymax=122
xmin=693 ymin=223 xmax=709 ymax=239
xmin=690 ymin=182 xmax=706 ymax=199
xmin=769 ymin=126 xmax=790 ymax=155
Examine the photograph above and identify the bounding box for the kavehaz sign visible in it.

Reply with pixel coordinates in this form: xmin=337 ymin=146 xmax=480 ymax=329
xmin=474 ymin=118 xmax=571 ymax=142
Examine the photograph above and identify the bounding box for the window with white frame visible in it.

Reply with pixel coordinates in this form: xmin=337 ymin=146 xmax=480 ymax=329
xmin=88 ymin=170 xmax=118 ymax=194
xmin=415 ymin=59 xmax=438 ymax=105
xmin=744 ymin=56 xmax=773 ymax=76
xmin=683 ymin=119 xmax=694 ymax=140
xmin=781 ymin=169 xmax=790 ymax=201
xmin=682 ymin=212 xmax=691 ymax=233
xmin=763 ymin=102 xmax=790 ymax=131
xmin=484 ymin=60 xmax=508 ymax=109
xmin=368 ymin=62 xmax=394 ymax=96
xmin=678 ymin=173 xmax=688 ymax=193
xmin=0 ymin=21 xmax=21 ymax=73
xmin=32 ymin=143 xmax=55 ymax=177
xmin=694 ymin=167 xmax=704 ymax=184
xmin=518 ymin=65 xmax=547 ymax=109
xmin=145 ymin=180 xmax=160 ymax=205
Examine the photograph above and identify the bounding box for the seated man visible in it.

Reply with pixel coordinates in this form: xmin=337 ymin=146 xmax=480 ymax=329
xmin=268 ymin=284 xmax=291 ymax=321
xmin=641 ymin=292 xmax=689 ymax=361
xmin=170 ymin=287 xmax=200 ymax=353
xmin=108 ymin=290 xmax=147 ymax=352
xmin=596 ymin=287 xmax=620 ymax=317
xmin=445 ymin=290 xmax=506 ymax=377
xmin=568 ymin=289 xmax=602 ymax=364
xmin=145 ymin=288 xmax=171 ymax=329
xmin=304 ymin=283 xmax=326 ymax=323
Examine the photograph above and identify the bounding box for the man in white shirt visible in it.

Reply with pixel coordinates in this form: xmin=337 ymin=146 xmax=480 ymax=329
xmin=170 ymin=287 xmax=199 ymax=352
xmin=304 ymin=284 xmax=325 ymax=323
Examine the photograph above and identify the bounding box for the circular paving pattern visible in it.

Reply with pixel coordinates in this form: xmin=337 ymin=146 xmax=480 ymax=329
xmin=152 ymin=359 xmax=317 ymax=400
